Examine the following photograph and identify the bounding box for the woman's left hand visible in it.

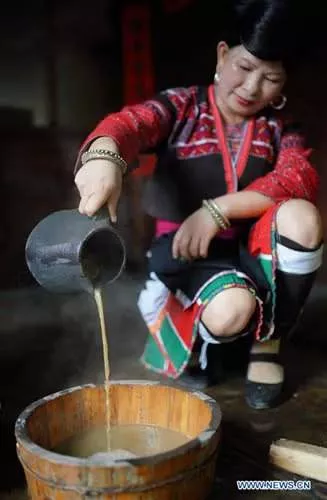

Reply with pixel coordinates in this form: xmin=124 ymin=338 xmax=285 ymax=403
xmin=172 ymin=207 xmax=220 ymax=260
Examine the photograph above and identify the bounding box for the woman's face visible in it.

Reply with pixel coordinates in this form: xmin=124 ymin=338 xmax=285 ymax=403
xmin=216 ymin=42 xmax=287 ymax=120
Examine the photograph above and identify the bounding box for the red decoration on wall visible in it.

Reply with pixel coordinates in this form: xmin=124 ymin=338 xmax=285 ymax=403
xmin=122 ymin=5 xmax=154 ymax=105
xmin=122 ymin=4 xmax=156 ymax=175
xmin=163 ymin=0 xmax=194 ymax=13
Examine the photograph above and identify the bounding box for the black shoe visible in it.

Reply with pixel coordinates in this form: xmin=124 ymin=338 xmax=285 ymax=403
xmin=177 ymin=344 xmax=224 ymax=391
xmin=245 ymin=352 xmax=284 ymax=409
xmin=177 ymin=366 xmax=212 ymax=391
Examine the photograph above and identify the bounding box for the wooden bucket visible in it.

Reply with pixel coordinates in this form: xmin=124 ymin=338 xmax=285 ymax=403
xmin=15 ymin=381 xmax=221 ymax=499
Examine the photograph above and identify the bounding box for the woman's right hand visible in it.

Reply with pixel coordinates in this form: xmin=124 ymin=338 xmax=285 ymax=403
xmin=74 ymin=159 xmax=123 ymax=222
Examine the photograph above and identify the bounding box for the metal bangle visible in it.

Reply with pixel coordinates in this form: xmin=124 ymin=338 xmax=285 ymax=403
xmin=202 ymin=200 xmax=225 ymax=229
xmin=81 ymin=149 xmax=128 ymax=175
xmin=206 ymin=199 xmax=231 ymax=229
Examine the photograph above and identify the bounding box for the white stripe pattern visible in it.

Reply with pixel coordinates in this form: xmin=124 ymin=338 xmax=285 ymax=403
xmin=252 ymin=140 xmax=274 ymax=153
xmin=276 ymin=243 xmax=323 ymax=274
xmin=175 ymin=138 xmax=218 ymax=147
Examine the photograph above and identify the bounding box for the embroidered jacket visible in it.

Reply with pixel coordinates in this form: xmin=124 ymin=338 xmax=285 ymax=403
xmin=78 ymin=85 xmax=319 ymax=222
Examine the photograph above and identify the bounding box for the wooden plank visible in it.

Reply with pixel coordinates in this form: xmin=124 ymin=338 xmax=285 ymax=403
xmin=269 ymin=438 xmax=327 ymax=483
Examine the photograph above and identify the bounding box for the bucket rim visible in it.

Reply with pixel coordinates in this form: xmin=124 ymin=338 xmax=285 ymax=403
xmin=15 ymin=380 xmax=221 ymax=468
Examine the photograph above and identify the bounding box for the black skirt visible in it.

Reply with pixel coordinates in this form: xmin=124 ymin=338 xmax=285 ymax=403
xmin=148 ymin=231 xmax=270 ymax=303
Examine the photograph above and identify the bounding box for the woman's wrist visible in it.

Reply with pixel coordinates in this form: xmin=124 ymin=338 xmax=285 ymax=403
xmin=75 ymin=136 xmax=122 ymax=176
xmin=202 ymin=199 xmax=231 ymax=230
xmin=212 ymin=197 xmax=231 ymax=221
xmin=82 ymin=137 xmax=127 ymax=176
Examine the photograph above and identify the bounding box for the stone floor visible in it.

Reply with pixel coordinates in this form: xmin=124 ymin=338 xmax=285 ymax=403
xmin=1 ymin=272 xmax=327 ymax=499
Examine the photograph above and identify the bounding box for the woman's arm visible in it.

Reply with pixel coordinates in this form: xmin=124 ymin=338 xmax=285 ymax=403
xmin=74 ymin=88 xmax=193 ymax=218
xmin=215 ymin=123 xmax=319 ymax=221
xmin=214 ymin=190 xmax=274 ymax=219
xmin=74 ymin=94 xmax=176 ymax=174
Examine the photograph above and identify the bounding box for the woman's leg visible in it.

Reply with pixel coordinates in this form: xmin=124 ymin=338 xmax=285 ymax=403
xmin=178 ymin=285 xmax=257 ymax=390
xmin=201 ymin=288 xmax=257 ymax=338
xmin=274 ymin=198 xmax=323 ymax=336
xmin=141 ymin=231 xmax=262 ymax=387
xmin=246 ymin=199 xmax=323 ymax=409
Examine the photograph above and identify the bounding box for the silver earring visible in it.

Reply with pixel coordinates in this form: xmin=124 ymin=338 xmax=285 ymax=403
xmin=270 ymin=94 xmax=287 ymax=110
xmin=214 ymin=72 xmax=220 ymax=84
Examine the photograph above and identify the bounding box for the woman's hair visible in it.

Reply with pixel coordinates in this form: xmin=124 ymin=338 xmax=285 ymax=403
xmin=234 ymin=0 xmax=307 ymax=70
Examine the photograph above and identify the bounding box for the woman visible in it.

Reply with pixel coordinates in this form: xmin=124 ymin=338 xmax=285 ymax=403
xmin=74 ymin=0 xmax=323 ymax=409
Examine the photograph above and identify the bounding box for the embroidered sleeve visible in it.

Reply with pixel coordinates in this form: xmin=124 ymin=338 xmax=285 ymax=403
xmin=243 ymin=123 xmax=319 ymax=203
xmin=76 ymin=87 xmax=196 ymax=169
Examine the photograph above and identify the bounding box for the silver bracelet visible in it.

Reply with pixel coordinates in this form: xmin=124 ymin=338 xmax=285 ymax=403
xmin=81 ymin=149 xmax=128 ymax=175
